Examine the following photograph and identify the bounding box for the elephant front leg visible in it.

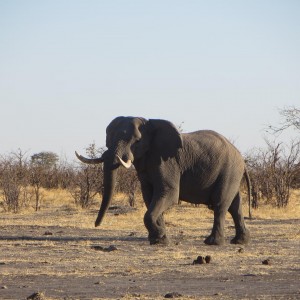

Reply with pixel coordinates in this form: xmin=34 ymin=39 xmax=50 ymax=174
xmin=144 ymin=212 xmax=169 ymax=245
xmin=144 ymin=189 xmax=178 ymax=245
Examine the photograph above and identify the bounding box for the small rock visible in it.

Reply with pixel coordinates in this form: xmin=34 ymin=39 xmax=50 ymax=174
xmin=91 ymin=245 xmax=104 ymax=251
xmin=193 ymin=256 xmax=206 ymax=265
xmin=105 ymin=245 xmax=118 ymax=252
xmin=27 ymin=292 xmax=45 ymax=300
xmin=44 ymin=231 xmax=53 ymax=236
xmin=91 ymin=245 xmax=118 ymax=252
xmin=164 ymin=292 xmax=183 ymax=298
xmin=262 ymin=259 xmax=271 ymax=265
xmin=205 ymin=255 xmax=212 ymax=263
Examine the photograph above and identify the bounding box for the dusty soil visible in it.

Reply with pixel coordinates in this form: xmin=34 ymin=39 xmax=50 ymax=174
xmin=0 ymin=204 xmax=300 ymax=300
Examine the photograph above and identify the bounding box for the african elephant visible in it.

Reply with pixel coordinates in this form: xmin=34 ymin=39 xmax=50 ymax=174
xmin=75 ymin=116 xmax=251 ymax=246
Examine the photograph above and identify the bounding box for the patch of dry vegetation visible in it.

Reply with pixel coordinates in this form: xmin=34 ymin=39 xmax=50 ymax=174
xmin=0 ymin=189 xmax=299 ymax=299
xmin=250 ymin=189 xmax=300 ymax=219
xmin=1 ymin=188 xmax=299 ymax=230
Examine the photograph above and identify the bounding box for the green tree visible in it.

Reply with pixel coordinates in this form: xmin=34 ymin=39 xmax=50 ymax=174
xmin=31 ymin=151 xmax=59 ymax=168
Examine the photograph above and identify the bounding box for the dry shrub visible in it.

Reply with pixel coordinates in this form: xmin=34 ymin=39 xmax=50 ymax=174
xmin=246 ymin=140 xmax=300 ymax=208
xmin=250 ymin=189 xmax=300 ymax=219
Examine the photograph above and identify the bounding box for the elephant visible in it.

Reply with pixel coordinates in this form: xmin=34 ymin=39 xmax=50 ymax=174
xmin=75 ymin=116 xmax=251 ymax=246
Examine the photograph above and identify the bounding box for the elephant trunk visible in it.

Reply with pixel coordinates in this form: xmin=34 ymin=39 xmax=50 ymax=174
xmin=75 ymin=149 xmax=131 ymax=226
xmin=95 ymin=158 xmax=118 ymax=227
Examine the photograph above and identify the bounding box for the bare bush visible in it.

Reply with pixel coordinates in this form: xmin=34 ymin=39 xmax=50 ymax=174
xmin=0 ymin=149 xmax=77 ymax=212
xmin=246 ymin=140 xmax=300 ymax=207
xmin=29 ymin=151 xmax=60 ymax=210
xmin=0 ymin=150 xmax=32 ymax=212
xmin=268 ymin=106 xmax=300 ymax=133
xmin=116 ymin=167 xmax=140 ymax=207
xmin=69 ymin=143 xmax=104 ymax=208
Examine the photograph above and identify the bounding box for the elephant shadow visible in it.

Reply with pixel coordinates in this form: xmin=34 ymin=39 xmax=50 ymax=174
xmin=0 ymin=235 xmax=147 ymax=243
xmin=0 ymin=224 xmax=147 ymax=244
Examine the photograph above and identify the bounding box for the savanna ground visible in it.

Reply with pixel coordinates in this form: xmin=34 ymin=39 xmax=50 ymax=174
xmin=0 ymin=190 xmax=300 ymax=300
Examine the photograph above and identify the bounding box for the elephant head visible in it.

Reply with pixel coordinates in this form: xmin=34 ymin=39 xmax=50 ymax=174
xmin=75 ymin=116 xmax=182 ymax=227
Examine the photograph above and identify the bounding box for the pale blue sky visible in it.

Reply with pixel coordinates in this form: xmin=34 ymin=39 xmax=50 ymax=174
xmin=0 ymin=1 xmax=299 ymax=160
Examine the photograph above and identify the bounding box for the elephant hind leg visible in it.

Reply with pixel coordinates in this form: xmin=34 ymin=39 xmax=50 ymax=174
xmin=228 ymin=192 xmax=250 ymax=244
xmin=204 ymin=182 xmax=236 ymax=245
xmin=204 ymin=206 xmax=226 ymax=245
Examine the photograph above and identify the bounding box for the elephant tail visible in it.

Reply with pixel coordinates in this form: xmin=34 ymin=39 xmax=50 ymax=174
xmin=244 ymin=167 xmax=252 ymax=219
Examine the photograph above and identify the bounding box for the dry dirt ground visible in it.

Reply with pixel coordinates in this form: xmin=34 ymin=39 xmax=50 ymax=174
xmin=0 ymin=192 xmax=300 ymax=300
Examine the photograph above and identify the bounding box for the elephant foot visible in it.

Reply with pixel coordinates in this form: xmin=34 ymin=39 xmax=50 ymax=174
xmin=204 ymin=234 xmax=225 ymax=246
xmin=231 ymin=230 xmax=250 ymax=245
xmin=149 ymin=235 xmax=170 ymax=246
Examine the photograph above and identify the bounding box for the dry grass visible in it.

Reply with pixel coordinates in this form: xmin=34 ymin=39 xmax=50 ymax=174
xmin=1 ymin=188 xmax=299 ymax=229
xmin=250 ymin=189 xmax=300 ymax=219
xmin=0 ymin=189 xmax=299 ymax=299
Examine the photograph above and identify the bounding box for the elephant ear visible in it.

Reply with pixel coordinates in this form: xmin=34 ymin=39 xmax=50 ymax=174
xmin=148 ymin=119 xmax=183 ymax=160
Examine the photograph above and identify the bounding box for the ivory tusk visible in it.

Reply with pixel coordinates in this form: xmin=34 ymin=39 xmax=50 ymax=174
xmin=75 ymin=151 xmax=104 ymax=164
xmin=116 ymin=155 xmax=132 ymax=169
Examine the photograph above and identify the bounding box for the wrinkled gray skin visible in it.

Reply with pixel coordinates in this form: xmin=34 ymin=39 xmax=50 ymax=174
xmin=76 ymin=116 xmax=251 ymax=246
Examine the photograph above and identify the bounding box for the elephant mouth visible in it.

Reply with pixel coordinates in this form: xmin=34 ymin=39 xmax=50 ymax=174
xmin=116 ymin=155 xmax=132 ymax=169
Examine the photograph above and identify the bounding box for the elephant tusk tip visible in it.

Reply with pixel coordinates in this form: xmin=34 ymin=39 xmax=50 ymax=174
xmin=116 ymin=155 xmax=132 ymax=169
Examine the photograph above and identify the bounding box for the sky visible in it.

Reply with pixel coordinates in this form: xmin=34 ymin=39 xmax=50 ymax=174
xmin=0 ymin=0 xmax=299 ymax=161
